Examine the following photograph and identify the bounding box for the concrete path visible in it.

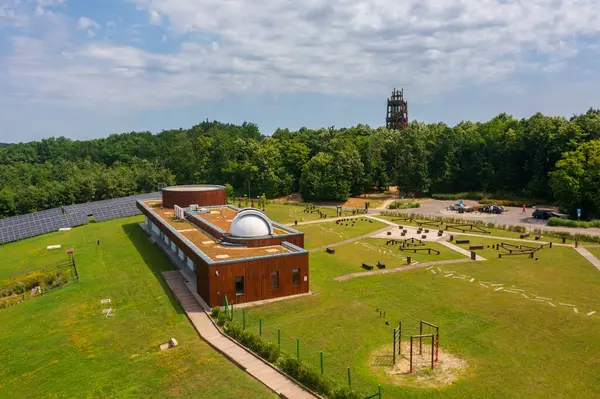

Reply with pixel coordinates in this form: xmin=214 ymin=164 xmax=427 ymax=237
xmin=162 ymin=271 xmax=317 ymax=399
xmin=574 ymin=247 xmax=600 ymax=272
xmin=309 ymin=225 xmax=396 ymax=253
xmin=334 ymin=258 xmax=473 ymax=281
xmin=439 ymin=241 xmax=487 ymax=261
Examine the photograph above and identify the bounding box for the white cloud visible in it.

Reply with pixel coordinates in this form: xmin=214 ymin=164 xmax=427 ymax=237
xmin=149 ymin=9 xmax=161 ymax=25
xmin=3 ymin=0 xmax=600 ymax=111
xmin=77 ymin=16 xmax=100 ymax=30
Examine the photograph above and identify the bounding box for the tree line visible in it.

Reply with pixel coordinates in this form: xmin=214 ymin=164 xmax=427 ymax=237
xmin=0 ymin=110 xmax=599 ymax=219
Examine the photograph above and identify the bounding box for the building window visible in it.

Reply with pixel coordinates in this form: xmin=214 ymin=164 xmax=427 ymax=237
xmin=235 ymin=276 xmax=244 ymax=296
xmin=271 ymin=271 xmax=279 ymax=289
xmin=292 ymin=268 xmax=300 ymax=286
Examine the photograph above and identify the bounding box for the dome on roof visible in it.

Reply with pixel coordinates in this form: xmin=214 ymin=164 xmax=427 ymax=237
xmin=229 ymin=209 xmax=274 ymax=238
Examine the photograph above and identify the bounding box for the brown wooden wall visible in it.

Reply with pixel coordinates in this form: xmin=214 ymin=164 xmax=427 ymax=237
xmin=209 ymin=253 xmax=309 ymax=307
xmin=162 ymin=188 xmax=226 ymax=208
xmin=138 ymin=201 xmax=309 ymax=308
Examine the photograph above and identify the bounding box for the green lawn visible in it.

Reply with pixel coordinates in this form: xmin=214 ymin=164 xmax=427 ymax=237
xmin=228 ymin=233 xmax=600 ymax=398
xmin=264 ymin=204 xmax=340 ymax=225
xmin=296 ymin=218 xmax=388 ymax=249
xmin=313 ymin=238 xmax=465 ymax=278
xmin=586 ymin=246 xmax=600 ymax=259
xmin=0 ymin=216 xmax=275 ymax=398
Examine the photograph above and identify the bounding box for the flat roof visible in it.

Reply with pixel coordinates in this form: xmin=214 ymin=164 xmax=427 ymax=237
xmin=143 ymin=202 xmax=297 ymax=262
xmin=162 ymin=184 xmax=225 ymax=192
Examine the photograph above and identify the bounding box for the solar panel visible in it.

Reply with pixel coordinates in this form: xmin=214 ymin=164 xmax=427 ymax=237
xmin=0 ymin=192 xmax=159 ymax=245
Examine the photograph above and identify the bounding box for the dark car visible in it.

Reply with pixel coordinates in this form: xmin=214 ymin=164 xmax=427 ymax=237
xmin=481 ymin=205 xmax=504 ymax=214
xmin=532 ymin=209 xmax=560 ymax=220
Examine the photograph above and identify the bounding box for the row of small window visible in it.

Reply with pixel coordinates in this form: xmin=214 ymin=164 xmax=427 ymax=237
xmin=235 ymin=269 xmax=301 ymax=296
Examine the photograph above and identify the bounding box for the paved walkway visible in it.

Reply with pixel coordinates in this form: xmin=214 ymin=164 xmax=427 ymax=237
xmin=439 ymin=241 xmax=487 ymax=261
xmin=309 ymin=225 xmax=396 ymax=253
xmin=574 ymin=247 xmax=600 ymax=272
xmin=334 ymin=258 xmax=473 ymax=281
xmin=162 ymin=271 xmax=317 ymax=399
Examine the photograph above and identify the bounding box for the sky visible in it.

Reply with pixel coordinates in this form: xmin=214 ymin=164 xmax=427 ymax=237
xmin=0 ymin=0 xmax=599 ymax=143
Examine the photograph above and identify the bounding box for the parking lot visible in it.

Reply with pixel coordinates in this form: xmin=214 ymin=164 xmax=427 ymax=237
xmin=379 ymin=199 xmax=600 ymax=237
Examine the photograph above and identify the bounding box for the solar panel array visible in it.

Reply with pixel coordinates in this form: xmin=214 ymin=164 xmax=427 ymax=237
xmin=0 ymin=192 xmax=160 ymax=245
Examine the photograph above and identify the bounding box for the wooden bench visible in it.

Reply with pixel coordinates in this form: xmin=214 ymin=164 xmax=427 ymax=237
xmin=469 ymin=245 xmax=484 ymax=250
xmin=438 ymin=231 xmax=443 ymax=237
xmin=377 ymin=261 xmax=386 ymax=269
xmin=421 ymin=235 xmax=427 ymax=239
xmin=362 ymin=263 xmax=374 ymax=270
xmin=326 ymin=247 xmax=335 ymax=254
xmin=387 ymin=231 xmax=392 ymax=235
xmin=520 ymin=233 xmax=530 ymax=239
xmin=535 ymin=235 xmax=541 ymax=240
xmin=456 ymin=239 xmax=470 ymax=244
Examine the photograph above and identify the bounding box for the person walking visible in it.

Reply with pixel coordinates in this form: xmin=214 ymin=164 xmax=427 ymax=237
xmin=522 ymin=204 xmax=526 ymax=215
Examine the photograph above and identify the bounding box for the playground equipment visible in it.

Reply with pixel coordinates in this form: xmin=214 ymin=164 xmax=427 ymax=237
xmin=495 ymin=242 xmax=549 ymax=258
xmin=392 ymin=320 xmax=440 ymax=373
xmin=445 ymin=223 xmax=491 ymax=234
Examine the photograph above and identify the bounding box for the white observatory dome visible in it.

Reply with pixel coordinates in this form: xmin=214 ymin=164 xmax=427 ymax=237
xmin=229 ymin=209 xmax=275 ymax=238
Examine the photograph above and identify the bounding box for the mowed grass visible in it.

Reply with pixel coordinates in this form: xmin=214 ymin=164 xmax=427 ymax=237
xmin=316 ymin=238 xmax=465 ymax=278
xmin=228 ymin=229 xmax=600 ymax=398
xmin=296 ymin=218 xmax=388 ymax=249
xmin=377 ymin=215 xmax=598 ymax=245
xmin=264 ymin=204 xmax=339 ymax=224
xmin=0 ymin=216 xmax=275 ymax=399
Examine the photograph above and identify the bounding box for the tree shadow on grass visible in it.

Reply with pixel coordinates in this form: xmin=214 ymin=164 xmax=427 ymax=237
xmin=121 ymin=222 xmax=184 ymax=314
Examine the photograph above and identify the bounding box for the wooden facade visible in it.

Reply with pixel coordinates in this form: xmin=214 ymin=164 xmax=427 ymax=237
xmin=162 ymin=185 xmax=226 ymax=208
xmin=137 ymin=200 xmax=309 ymax=308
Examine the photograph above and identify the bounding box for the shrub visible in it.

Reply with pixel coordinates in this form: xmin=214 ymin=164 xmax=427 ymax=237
xmin=225 ymin=326 xmax=281 ymax=363
xmin=388 ymin=201 xmax=420 ymax=210
xmin=277 ymin=357 xmax=334 ymax=396
xmin=217 ymin=312 xmax=227 ymax=326
xmin=211 ymin=307 xmax=220 ymax=318
xmin=548 ymin=217 xmax=600 ymax=229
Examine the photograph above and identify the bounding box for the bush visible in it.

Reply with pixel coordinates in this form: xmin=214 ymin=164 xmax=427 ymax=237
xmin=388 ymin=201 xmax=420 ymax=210
xmin=217 ymin=312 xmax=227 ymax=326
xmin=225 ymin=325 xmax=281 ymax=363
xmin=278 ymin=357 xmax=334 ymax=396
xmin=211 ymin=307 xmax=220 ymax=318
xmin=548 ymin=217 xmax=600 ymax=229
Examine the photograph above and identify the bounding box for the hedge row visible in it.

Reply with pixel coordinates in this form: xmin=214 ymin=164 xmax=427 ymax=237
xmin=548 ymin=217 xmax=600 ymax=229
xmin=387 ymin=201 xmax=420 ymax=210
xmin=217 ymin=320 xmax=365 ymax=398
xmin=431 ymin=192 xmax=547 ymax=207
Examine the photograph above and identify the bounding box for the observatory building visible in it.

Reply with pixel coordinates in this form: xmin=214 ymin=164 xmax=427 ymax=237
xmin=137 ymin=185 xmax=308 ymax=308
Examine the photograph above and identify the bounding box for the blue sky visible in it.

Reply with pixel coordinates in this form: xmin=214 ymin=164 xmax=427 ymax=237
xmin=1 ymin=0 xmax=599 ymax=142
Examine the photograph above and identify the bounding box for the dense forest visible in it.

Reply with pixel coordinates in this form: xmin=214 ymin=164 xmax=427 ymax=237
xmin=0 ymin=109 xmax=599 ymax=219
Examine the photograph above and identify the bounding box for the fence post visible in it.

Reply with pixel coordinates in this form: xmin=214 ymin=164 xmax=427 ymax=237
xmin=419 ymin=321 xmax=423 ymax=355
xmin=259 ymin=318 xmax=262 ymax=337
xmin=296 ymin=338 xmax=300 ymax=360
xmin=347 ymin=367 xmax=351 ymax=389
xmin=243 ymin=309 xmax=246 ymax=330
xmin=320 ymin=351 xmax=324 ymax=374
xmin=393 ymin=329 xmax=396 ymax=364
xmin=378 ymin=384 xmax=382 ymax=399
xmin=278 ymin=329 xmax=281 ymax=351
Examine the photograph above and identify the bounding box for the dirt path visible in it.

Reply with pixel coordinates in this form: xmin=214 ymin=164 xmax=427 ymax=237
xmin=334 ymin=258 xmax=474 ymax=281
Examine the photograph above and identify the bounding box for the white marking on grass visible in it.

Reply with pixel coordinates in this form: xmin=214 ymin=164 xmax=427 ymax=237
xmin=504 ymin=290 xmax=520 ymax=294
xmin=533 ymin=296 xmax=552 ymax=300
xmin=47 ymin=245 xmax=61 ymax=250
xmin=479 ymin=281 xmax=491 ymax=284
xmin=102 ymin=308 xmax=111 ymax=313
xmin=490 ymin=283 xmax=504 ymax=287
xmin=101 ymin=299 xmax=111 ymax=304
xmin=530 ymin=299 xmax=546 ymax=302
xmin=469 ymin=278 xmax=475 ymax=283
xmin=573 ymin=308 xmax=579 ymax=314
xmin=559 ymin=303 xmax=576 ymax=307
xmin=521 ymin=293 xmax=529 ymax=299
xmin=444 ymin=273 xmax=453 ymax=277
xmin=547 ymin=302 xmax=556 ymax=307
xmin=510 ymin=289 xmax=524 ymax=292
xmin=426 ymin=266 xmax=434 ymax=270
xmin=437 ymin=267 xmax=442 ymax=272
xmin=430 ymin=270 xmax=437 ymax=275
xmin=494 ymin=287 xmax=504 ymax=292
xmin=587 ymin=311 xmax=596 ymax=316
xmin=479 ymin=283 xmax=489 ymax=288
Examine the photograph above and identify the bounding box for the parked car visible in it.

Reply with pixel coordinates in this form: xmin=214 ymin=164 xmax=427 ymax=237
xmin=449 ymin=203 xmax=470 ymax=213
xmin=532 ymin=209 xmax=561 ymax=220
xmin=481 ymin=205 xmax=504 ymax=214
